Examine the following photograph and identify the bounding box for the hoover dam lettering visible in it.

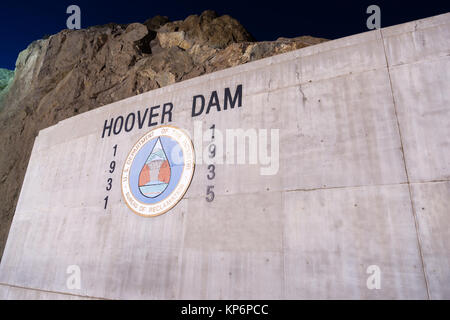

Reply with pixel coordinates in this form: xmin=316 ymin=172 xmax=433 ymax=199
xmin=101 ymin=84 xmax=243 ymax=138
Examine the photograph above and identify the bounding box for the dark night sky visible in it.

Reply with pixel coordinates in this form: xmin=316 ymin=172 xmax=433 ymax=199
xmin=0 ymin=0 xmax=448 ymax=70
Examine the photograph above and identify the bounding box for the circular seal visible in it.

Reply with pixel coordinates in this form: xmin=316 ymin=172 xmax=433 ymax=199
xmin=121 ymin=125 xmax=195 ymax=217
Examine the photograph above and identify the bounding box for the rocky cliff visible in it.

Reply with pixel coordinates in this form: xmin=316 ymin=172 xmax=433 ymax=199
xmin=0 ymin=10 xmax=326 ymax=259
xmin=0 ymin=69 xmax=14 ymax=104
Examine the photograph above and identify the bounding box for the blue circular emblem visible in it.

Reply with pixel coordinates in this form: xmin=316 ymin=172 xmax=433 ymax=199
xmin=121 ymin=126 xmax=195 ymax=217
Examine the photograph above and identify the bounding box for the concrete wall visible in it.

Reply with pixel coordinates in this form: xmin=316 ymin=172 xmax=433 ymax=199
xmin=0 ymin=13 xmax=449 ymax=300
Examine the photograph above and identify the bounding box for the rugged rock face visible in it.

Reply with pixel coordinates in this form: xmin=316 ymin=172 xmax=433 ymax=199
xmin=0 ymin=10 xmax=326 ymax=258
xmin=0 ymin=68 xmax=14 ymax=103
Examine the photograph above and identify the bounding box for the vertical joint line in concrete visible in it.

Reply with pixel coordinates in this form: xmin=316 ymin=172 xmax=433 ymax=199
xmin=379 ymin=29 xmax=431 ymax=299
xmin=280 ymin=192 xmax=287 ymax=299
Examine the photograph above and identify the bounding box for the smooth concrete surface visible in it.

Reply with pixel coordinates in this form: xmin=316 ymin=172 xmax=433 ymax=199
xmin=0 ymin=13 xmax=449 ymax=299
xmin=283 ymin=185 xmax=427 ymax=299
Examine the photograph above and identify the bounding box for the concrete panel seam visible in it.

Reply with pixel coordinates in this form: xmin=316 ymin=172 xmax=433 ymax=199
xmin=285 ymin=183 xmax=409 ymax=193
xmin=410 ymin=179 xmax=450 ymax=185
xmin=247 ymin=66 xmax=387 ymax=96
xmin=0 ymin=282 xmax=109 ymax=300
xmin=284 ymin=179 xmax=450 ymax=193
xmin=383 ymin=20 xmax=450 ymax=39
xmin=380 ymin=28 xmax=431 ymax=299
xmin=182 ymin=180 xmax=450 ymax=198
xmin=387 ymin=53 xmax=450 ymax=68
xmin=280 ymin=187 xmax=287 ymax=299
xmin=176 ymin=202 xmax=189 ymax=299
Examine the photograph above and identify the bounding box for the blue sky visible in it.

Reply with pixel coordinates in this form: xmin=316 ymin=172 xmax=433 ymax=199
xmin=1 ymin=0 xmax=448 ymax=70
